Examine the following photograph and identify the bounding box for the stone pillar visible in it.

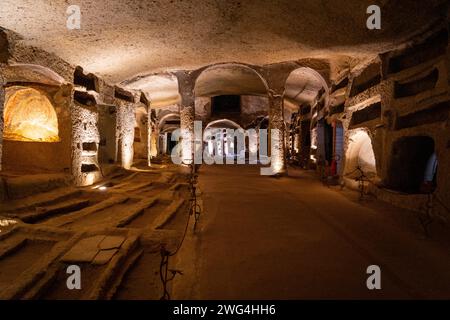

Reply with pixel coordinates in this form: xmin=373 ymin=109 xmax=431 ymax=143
xmin=261 ymin=62 xmax=298 ymax=175
xmin=147 ymin=105 xmax=152 ymax=166
xmin=176 ymin=71 xmax=195 ymax=164
xmin=163 ymin=133 xmax=169 ymax=154
xmin=267 ymin=91 xmax=287 ymax=175
xmin=71 ymin=95 xmax=102 ymax=187
xmin=150 ymin=130 xmax=158 ymax=157
xmin=294 ymin=129 xmax=301 ymax=156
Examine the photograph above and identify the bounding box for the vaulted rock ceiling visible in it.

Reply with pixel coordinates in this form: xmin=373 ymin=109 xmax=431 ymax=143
xmin=0 ymin=0 xmax=445 ymax=84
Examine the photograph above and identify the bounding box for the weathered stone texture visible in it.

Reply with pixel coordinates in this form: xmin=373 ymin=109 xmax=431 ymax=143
xmin=116 ymin=100 xmax=136 ymax=169
xmin=71 ymin=98 xmax=101 ymax=186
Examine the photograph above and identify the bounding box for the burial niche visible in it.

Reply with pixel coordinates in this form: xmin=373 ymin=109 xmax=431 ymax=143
xmin=344 ymin=130 xmax=377 ymax=179
xmin=4 ymin=88 xmax=59 ymax=142
xmin=387 ymin=136 xmax=436 ymax=194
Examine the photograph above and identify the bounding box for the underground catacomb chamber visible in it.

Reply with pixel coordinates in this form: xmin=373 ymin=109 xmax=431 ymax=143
xmin=0 ymin=0 xmax=449 ymax=302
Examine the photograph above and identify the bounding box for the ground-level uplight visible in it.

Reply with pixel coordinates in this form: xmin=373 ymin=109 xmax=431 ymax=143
xmin=0 ymin=219 xmax=18 ymax=233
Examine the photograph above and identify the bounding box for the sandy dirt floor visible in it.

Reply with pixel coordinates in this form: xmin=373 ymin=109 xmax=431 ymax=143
xmin=0 ymin=161 xmax=192 ymax=300
xmin=172 ymin=165 xmax=450 ymax=299
xmin=2 ymin=163 xmax=450 ymax=299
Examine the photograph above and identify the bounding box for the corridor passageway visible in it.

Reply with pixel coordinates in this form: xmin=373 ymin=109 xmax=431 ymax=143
xmin=0 ymin=0 xmax=449 ymax=301
xmin=174 ymin=165 xmax=450 ymax=299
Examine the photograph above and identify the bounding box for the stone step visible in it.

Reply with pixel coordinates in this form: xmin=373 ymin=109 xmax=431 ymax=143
xmin=18 ymin=198 xmax=91 ymax=224
xmin=1 ymin=173 xmax=72 ymax=200
xmin=105 ymin=247 xmax=144 ymax=300
xmin=0 ymin=187 xmax=82 ymax=213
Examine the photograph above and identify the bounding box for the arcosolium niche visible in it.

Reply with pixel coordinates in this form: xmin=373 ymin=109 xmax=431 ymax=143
xmin=3 ymin=87 xmax=59 ymax=142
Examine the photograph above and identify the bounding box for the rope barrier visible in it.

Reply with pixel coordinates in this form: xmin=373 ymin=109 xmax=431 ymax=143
xmin=159 ymin=163 xmax=201 ymax=300
xmin=418 ymin=191 xmax=450 ymax=237
xmin=342 ymin=166 xmax=450 ymax=237
xmin=343 ymin=165 xmax=370 ymax=200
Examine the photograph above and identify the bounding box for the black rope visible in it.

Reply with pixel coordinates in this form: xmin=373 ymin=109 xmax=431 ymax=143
xmin=344 ymin=167 xmax=449 ymax=237
xmin=191 ymin=166 xmax=202 ymax=232
xmin=416 ymin=192 xmax=450 ymax=238
xmin=344 ymin=166 xmax=368 ymax=200
xmin=417 ymin=193 xmax=434 ymax=237
xmin=159 ymin=163 xmax=201 ymax=300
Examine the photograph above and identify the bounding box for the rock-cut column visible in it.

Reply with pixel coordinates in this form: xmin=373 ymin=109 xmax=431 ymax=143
xmin=116 ymin=100 xmax=135 ymax=170
xmin=175 ymin=71 xmax=195 ymax=165
xmin=147 ymin=105 xmax=153 ymax=166
xmin=263 ymin=90 xmax=287 ymax=175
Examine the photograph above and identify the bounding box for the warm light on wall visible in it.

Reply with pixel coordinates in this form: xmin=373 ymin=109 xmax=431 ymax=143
xmin=80 ymin=171 xmax=102 ymax=187
xmin=122 ymin=144 xmax=134 ymax=169
xmin=345 ymin=129 xmax=377 ymax=177
xmin=117 ymin=103 xmax=135 ymax=170
xmin=4 ymin=88 xmax=59 ymax=142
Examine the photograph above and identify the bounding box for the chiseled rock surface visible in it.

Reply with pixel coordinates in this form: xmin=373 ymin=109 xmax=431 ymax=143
xmin=0 ymin=0 xmax=443 ymax=82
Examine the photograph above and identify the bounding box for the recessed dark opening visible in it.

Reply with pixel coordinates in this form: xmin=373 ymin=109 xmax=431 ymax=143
xmin=395 ymin=100 xmax=449 ymax=130
xmin=300 ymin=105 xmax=311 ymax=116
xmin=82 ymin=142 xmax=97 ymax=152
xmin=329 ymin=103 xmax=345 ymax=115
xmin=108 ymin=105 xmax=116 ymax=115
xmin=394 ymin=68 xmax=439 ymax=98
xmin=74 ymin=90 xmax=96 ymax=106
xmin=350 ymin=63 xmax=381 ymax=97
xmin=74 ymin=67 xmax=98 ymax=92
xmin=259 ymin=118 xmax=269 ymax=130
xmin=299 ymin=120 xmax=311 ymax=167
xmin=386 ymin=136 xmax=436 ymax=194
xmin=333 ymin=77 xmax=349 ymax=91
xmin=388 ymin=29 xmax=448 ymax=74
xmin=140 ymin=92 xmax=149 ymax=106
xmin=211 ymin=95 xmax=241 ymax=116
xmin=166 ymin=132 xmax=177 ymax=154
xmin=350 ymin=102 xmax=381 ymax=127
xmin=114 ymin=87 xmax=135 ymax=103
xmin=165 ymin=120 xmax=180 ymax=125
xmin=323 ymin=121 xmax=333 ymax=163
xmin=81 ymin=163 xmax=99 ymax=173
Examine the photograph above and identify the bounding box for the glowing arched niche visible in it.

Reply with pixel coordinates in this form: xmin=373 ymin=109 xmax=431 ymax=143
xmin=345 ymin=130 xmax=377 ymax=178
xmin=4 ymin=88 xmax=59 ymax=142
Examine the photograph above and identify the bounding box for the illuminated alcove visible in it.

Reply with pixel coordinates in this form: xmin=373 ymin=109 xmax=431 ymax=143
xmin=344 ymin=130 xmax=377 ymax=178
xmin=4 ymin=88 xmax=59 ymax=142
